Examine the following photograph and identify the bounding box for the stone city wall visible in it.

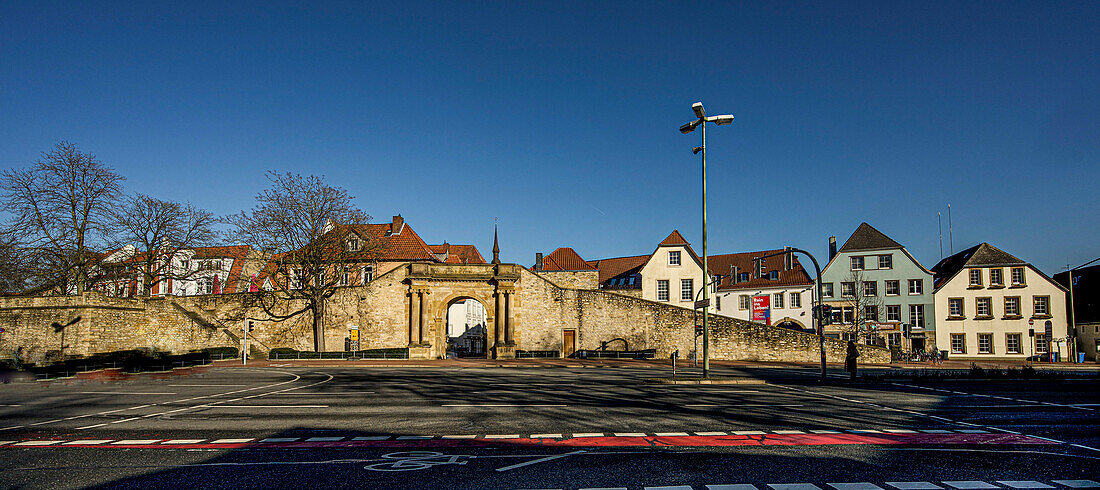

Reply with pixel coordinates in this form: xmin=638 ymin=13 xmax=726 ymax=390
xmin=0 ymin=263 xmax=889 ymax=364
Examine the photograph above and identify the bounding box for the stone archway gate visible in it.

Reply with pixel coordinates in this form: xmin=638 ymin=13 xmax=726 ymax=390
xmin=405 ymin=262 xmax=521 ymax=359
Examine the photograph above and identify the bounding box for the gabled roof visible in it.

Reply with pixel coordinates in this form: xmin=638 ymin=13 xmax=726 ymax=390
xmin=591 ymin=254 xmax=649 ymax=284
xmin=428 ymin=243 xmax=487 ymax=264
xmin=708 ymin=249 xmax=814 ymax=291
xmin=334 ymin=223 xmax=437 ymax=262
xmin=659 ymin=230 xmax=691 ymax=247
xmin=539 ymin=247 xmax=598 ymax=271
xmin=838 ymin=222 xmax=903 ymax=253
xmin=931 ymin=242 xmax=1027 ymax=289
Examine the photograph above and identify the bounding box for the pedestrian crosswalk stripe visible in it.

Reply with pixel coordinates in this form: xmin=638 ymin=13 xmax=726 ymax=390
xmin=732 ymin=430 xmax=767 ymax=435
xmin=769 ymin=484 xmax=823 ymax=490
xmin=849 ymin=429 xmax=882 ymax=433
xmin=112 ymin=439 xmax=160 ymax=445
xmin=161 ymin=439 xmax=205 ymax=444
xmin=695 ymin=431 xmax=727 ymax=436
xmin=828 ymin=484 xmax=883 ymax=490
xmin=613 ymin=433 xmax=648 ymax=437
xmin=654 ymin=432 xmax=690 ymax=436
xmin=438 ymin=435 xmax=475 ymax=439
xmin=997 ymin=481 xmax=1054 ymax=488
xmin=304 ymin=437 xmax=343 ymax=442
xmin=62 ymin=440 xmax=113 ymax=445
xmin=483 ymin=434 xmax=519 ymax=439
xmin=572 ymin=433 xmax=605 ymax=437
xmin=885 ymin=482 xmax=943 ymax=490
xmin=531 ymin=434 xmax=564 ymax=438
xmin=773 ymin=430 xmax=806 ymax=434
xmin=395 ymin=436 xmax=433 ymax=440
xmin=1052 ymin=481 xmax=1100 ymax=488
xmin=14 ymin=440 xmax=62 ymax=446
xmin=707 ymin=485 xmax=760 ymax=490
xmin=883 ymin=429 xmax=918 ymax=433
xmin=351 ymin=436 xmax=391 ymax=441
xmin=209 ymin=438 xmax=253 ymax=444
xmin=810 ymin=430 xmax=841 ymax=434
xmin=943 ymin=482 xmax=999 ymax=489
xmin=259 ymin=438 xmax=299 ymax=443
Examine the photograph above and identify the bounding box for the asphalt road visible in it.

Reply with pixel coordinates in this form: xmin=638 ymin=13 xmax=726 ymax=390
xmin=0 ymin=363 xmax=1097 ymax=489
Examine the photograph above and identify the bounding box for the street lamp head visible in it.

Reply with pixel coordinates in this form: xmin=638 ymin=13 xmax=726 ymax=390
xmin=679 ymin=120 xmax=699 ymax=134
xmin=692 ymin=102 xmax=706 ymax=119
xmin=710 ymin=114 xmax=735 ymax=125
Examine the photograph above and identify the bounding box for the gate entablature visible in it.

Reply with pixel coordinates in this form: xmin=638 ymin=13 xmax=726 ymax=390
xmin=405 ymin=263 xmax=521 ymax=359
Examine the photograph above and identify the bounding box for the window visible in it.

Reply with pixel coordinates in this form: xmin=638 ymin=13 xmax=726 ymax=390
xmin=739 ymin=295 xmax=751 ymax=310
xmin=768 ymin=270 xmax=779 ymax=280
xmin=990 ymin=268 xmax=1003 ymax=286
xmin=910 ymin=304 xmax=925 ymax=329
xmin=1033 ymin=296 xmax=1049 ymax=316
xmin=885 ymin=280 xmax=900 ymax=296
xmin=886 ymin=305 xmax=901 ymax=322
xmin=773 ymin=292 xmax=784 ymax=309
xmin=864 ymin=305 xmax=878 ymax=322
xmin=951 ymin=333 xmax=965 ymax=354
xmin=790 ymin=292 xmax=801 ymax=308
xmin=850 ymin=256 xmax=864 ymax=270
xmin=978 ymin=333 xmax=993 ymax=354
xmin=669 ymin=251 xmax=681 ymax=266
xmin=315 ymin=270 xmax=325 ymax=286
xmin=879 ymin=255 xmax=893 ymax=269
xmin=738 ymin=272 xmax=750 ymax=282
xmin=908 ymin=279 xmax=923 ymax=295
xmin=888 ymin=332 xmax=902 ymax=347
xmin=681 ymin=279 xmax=693 ymax=301
xmin=969 ymin=269 xmax=983 ymax=287
xmin=1006 ymin=333 xmax=1021 ymax=354
xmin=362 ymin=265 xmax=374 ymax=284
xmin=1035 ymin=334 xmax=1049 ymax=354
xmin=863 ymin=281 xmax=877 ymax=296
xmin=976 ymin=297 xmax=992 ymax=318
xmin=841 ymin=282 xmax=855 ymax=298
xmin=180 ymin=260 xmax=190 ymax=270
xmin=291 ymin=268 xmax=303 ymax=289
xmin=716 ymin=295 xmax=721 ymax=311
xmin=1004 ymin=297 xmax=1020 ymax=317
xmin=347 ymin=237 xmax=360 ymax=252
xmin=338 ymin=267 xmax=350 ymax=286
xmin=948 ymin=298 xmax=964 ymax=318
xmin=822 ymin=283 xmax=834 ymax=298
xmin=199 ymin=277 xmax=213 ymax=295
xmin=842 ymin=306 xmax=854 ymax=324
xmin=657 ymin=280 xmax=669 ymax=301
xmin=1011 ymin=267 xmax=1025 ymax=286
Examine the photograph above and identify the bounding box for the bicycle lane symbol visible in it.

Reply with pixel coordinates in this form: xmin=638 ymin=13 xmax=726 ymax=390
xmin=364 ymin=451 xmax=471 ymax=472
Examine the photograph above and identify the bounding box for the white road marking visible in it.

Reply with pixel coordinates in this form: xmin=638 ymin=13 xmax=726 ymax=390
xmin=919 ymin=430 xmax=953 ymax=434
xmin=572 ymin=433 xmax=605 ymax=437
xmin=885 ymin=483 xmax=943 ymax=490
xmin=0 ymin=404 xmax=20 ymax=407
xmin=167 ymin=384 xmax=247 ymax=387
xmin=201 ymin=405 xmax=329 ymax=408
xmin=653 ymin=432 xmax=690 ymax=436
xmin=483 ymin=434 xmax=519 ymax=439
xmin=996 ymin=481 xmax=1054 ymax=489
xmin=258 ymin=438 xmax=299 ymax=443
xmin=1052 ymin=480 xmax=1100 ymax=488
xmin=828 ymin=484 xmax=883 ymax=490
xmin=439 ymin=435 xmax=476 ymax=440
xmin=110 ymin=417 xmax=142 ymax=424
xmin=695 ymin=431 xmax=727 ymax=436
xmin=496 ymin=449 xmax=587 ymax=472
xmin=731 ymin=430 xmax=767 ymax=435
xmin=883 ymin=429 xmax=917 ymax=433
xmin=769 ymin=484 xmax=823 ymax=490
xmin=27 ymin=419 xmax=66 ymax=426
xmin=79 ymin=392 xmax=175 ymax=395
xmin=0 ymin=441 xmax=16 ymax=446
xmin=75 ymin=423 xmax=109 ymax=430
xmin=849 ymin=429 xmax=882 ymax=433
xmin=13 ymin=440 xmax=63 ymax=446
xmin=773 ymin=430 xmax=806 ymax=434
xmin=943 ymin=482 xmax=999 ymax=489
xmin=304 ymin=437 xmax=344 ymax=442
xmin=957 ymin=429 xmax=990 ymax=434
xmin=161 ymin=439 xmax=205 ymax=444
xmin=396 ymin=436 xmax=433 ymax=440
xmin=112 ymin=440 xmax=161 ymax=445
xmin=62 ymin=440 xmax=113 ymax=445
xmin=707 ymin=485 xmax=760 ymax=490
xmin=531 ymin=434 xmax=564 ymax=438
xmin=810 ymin=430 xmax=841 ymax=434
xmin=351 ymin=436 xmax=391 ymax=441
xmin=210 ymin=438 xmax=254 ymax=444
xmin=644 ymin=486 xmax=694 ymax=490
xmin=441 ymin=404 xmax=567 ymax=407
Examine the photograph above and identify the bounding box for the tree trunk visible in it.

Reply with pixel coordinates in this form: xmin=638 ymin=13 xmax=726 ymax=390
xmin=311 ymin=297 xmax=325 ymax=352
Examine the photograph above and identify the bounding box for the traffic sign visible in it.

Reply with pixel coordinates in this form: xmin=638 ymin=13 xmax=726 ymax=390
xmin=1029 ymin=318 xmax=1035 ymax=326
xmin=694 ymin=299 xmax=710 ymax=309
xmin=0 ymin=327 xmax=5 ymax=333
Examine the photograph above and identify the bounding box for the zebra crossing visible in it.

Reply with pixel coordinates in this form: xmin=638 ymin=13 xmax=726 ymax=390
xmin=526 ymin=481 xmax=1099 ymax=490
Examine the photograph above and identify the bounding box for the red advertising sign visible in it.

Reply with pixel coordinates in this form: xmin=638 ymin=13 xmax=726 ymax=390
xmin=752 ymin=295 xmax=771 ymax=325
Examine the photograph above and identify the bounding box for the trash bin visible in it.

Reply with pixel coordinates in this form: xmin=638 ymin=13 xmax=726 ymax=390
xmin=1080 ymin=352 xmax=1087 ymax=364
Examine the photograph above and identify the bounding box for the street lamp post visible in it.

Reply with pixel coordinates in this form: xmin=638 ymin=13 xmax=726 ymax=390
xmin=681 ymin=102 xmax=734 ymax=379
xmin=1066 ymin=257 xmax=1100 ymax=363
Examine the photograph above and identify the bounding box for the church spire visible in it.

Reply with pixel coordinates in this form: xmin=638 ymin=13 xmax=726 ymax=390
xmin=491 ymin=224 xmax=501 ymax=264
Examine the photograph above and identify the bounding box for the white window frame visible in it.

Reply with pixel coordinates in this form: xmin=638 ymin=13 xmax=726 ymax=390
xmin=949 ymin=298 xmax=964 ymax=317
xmin=822 ymin=283 xmax=834 ymax=298
xmin=878 ymin=254 xmax=893 ymax=269
xmin=976 ymin=297 xmax=992 ymax=317
xmin=1005 ymin=296 xmax=1020 ymax=316
xmin=886 ymin=304 xmax=901 ymax=322
xmin=850 ymin=256 xmax=864 ymax=271
xmin=773 ymin=292 xmax=784 ymax=309
xmin=1006 ymin=333 xmax=1021 ymax=354
xmin=680 ymin=278 xmax=693 ymax=301
xmin=668 ymin=251 xmax=681 ymax=266
xmin=908 ymin=279 xmax=923 ymax=295
xmin=657 ymin=280 xmax=670 ymax=302
xmin=863 ymin=281 xmax=877 ymax=297
xmin=1011 ymin=267 xmax=1026 ymax=286
xmin=789 ymin=292 xmax=801 ymax=308
xmin=969 ymin=269 xmax=983 ymax=287
xmin=841 ymin=282 xmax=855 ymax=298
xmin=910 ymin=304 xmax=925 ymax=329
xmin=989 ymin=268 xmax=1003 ymax=286
xmin=978 ymin=333 xmax=993 ymax=354
xmin=885 ymin=280 xmax=900 ymax=296
xmin=951 ymin=333 xmax=965 ymax=354
xmin=1033 ymin=296 xmax=1049 ymax=316
xmin=362 ymin=265 xmax=374 ymax=284
xmin=739 ymin=295 xmax=750 ymax=310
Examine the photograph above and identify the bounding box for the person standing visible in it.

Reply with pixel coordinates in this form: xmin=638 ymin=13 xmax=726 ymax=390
xmin=845 ymin=340 xmax=860 ymax=380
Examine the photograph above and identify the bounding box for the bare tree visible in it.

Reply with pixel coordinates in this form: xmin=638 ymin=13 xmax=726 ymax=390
xmin=228 ymin=171 xmax=381 ymax=351
xmin=836 ymin=269 xmax=886 ymax=345
xmin=0 ymin=141 xmax=124 ymax=294
xmin=106 ymin=194 xmax=220 ymax=296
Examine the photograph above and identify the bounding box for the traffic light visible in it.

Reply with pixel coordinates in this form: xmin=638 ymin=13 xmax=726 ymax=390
xmin=248 ymin=321 xmax=255 ymax=332
xmin=815 ymin=305 xmax=832 ymax=326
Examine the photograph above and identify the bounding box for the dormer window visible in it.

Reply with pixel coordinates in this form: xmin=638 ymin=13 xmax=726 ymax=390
xmin=738 ymin=272 xmax=749 ymax=282
xmin=768 ymin=271 xmax=779 ymax=280
xmin=669 ymin=251 xmax=681 ymax=266
xmin=347 ymin=236 xmax=361 ymax=252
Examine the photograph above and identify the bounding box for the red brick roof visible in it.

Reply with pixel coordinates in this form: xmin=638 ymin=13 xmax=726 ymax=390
xmin=659 ymin=230 xmax=690 ymax=247
xmin=591 ymin=254 xmax=649 ymax=284
xmin=539 ymin=247 xmax=598 ymax=271
xmin=428 ymin=243 xmax=487 ymax=264
xmin=336 ymin=223 xmax=437 ymax=262
xmin=708 ymin=249 xmax=813 ymax=290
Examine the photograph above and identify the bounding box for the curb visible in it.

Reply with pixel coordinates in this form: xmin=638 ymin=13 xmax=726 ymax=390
xmin=645 ymin=377 xmax=767 ymax=385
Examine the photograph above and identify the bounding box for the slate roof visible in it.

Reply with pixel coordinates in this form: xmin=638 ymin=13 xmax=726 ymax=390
xmin=931 ymin=242 xmax=1028 ymax=288
xmin=707 ymin=249 xmax=814 ymax=291
xmin=538 ymin=247 xmax=598 ymax=271
xmin=838 ymin=222 xmax=903 ymax=253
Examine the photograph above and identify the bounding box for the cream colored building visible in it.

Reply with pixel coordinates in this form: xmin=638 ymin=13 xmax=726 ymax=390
xmin=931 ymin=243 xmax=1068 ymax=360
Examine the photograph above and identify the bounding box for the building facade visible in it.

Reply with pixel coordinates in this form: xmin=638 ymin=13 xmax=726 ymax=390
xmin=932 ymin=243 xmax=1069 ymax=360
xmin=1054 ymin=263 xmax=1100 ymax=362
xmin=709 ymin=248 xmax=815 ymax=330
xmin=819 ymin=223 xmax=936 ymax=350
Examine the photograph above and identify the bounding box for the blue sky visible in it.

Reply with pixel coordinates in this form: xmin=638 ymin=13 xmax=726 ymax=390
xmin=2 ymin=1 xmax=1097 ymax=274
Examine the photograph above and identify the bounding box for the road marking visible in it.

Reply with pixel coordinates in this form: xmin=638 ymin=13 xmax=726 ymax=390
xmin=695 ymin=431 xmax=727 ymax=436
xmin=828 ymin=484 xmax=883 ymax=490
xmin=572 ymin=433 xmax=605 ymax=437
xmin=644 ymin=486 xmax=694 ymax=490
xmin=810 ymin=430 xmax=841 ymax=434
xmin=495 ymin=449 xmax=586 ymax=472
xmin=706 ymin=485 xmax=760 ymax=490
xmin=0 ymin=442 xmax=16 ymax=446
xmin=259 ymin=438 xmax=299 ymax=443
xmin=210 ymin=438 xmax=254 ymax=444
xmin=352 ymin=436 xmax=391 ymax=441
xmin=883 ymin=430 xmax=917 ymax=433
xmin=62 ymin=440 xmax=114 ymax=445
xmin=957 ymin=430 xmax=990 ymax=434
xmin=13 ymin=440 xmax=63 ymax=446
xmin=201 ymin=405 xmax=329 ymax=408
xmin=396 ymin=436 xmax=434 ymax=440
xmin=27 ymin=419 xmax=65 ymax=426
xmin=654 ymin=432 xmax=690 ymax=436
xmin=531 ymin=434 xmax=564 ymax=438
xmin=79 ymin=392 xmax=175 ymax=395
xmin=1052 ymin=480 xmax=1099 ymax=488
xmin=304 ymin=437 xmax=344 ymax=442
xmin=773 ymin=430 xmax=806 ymax=434
xmin=943 ymin=482 xmax=998 ymax=489
xmin=75 ymin=423 xmax=109 ymax=430
xmin=885 ymin=483 xmax=943 ymax=490
xmin=996 ymin=481 xmax=1054 ymax=489
xmin=0 ymin=404 xmax=20 ymax=407
xmin=112 ymin=440 xmax=161 ymax=445
xmin=732 ymin=430 xmax=767 ymax=435
xmin=441 ymin=404 xmax=567 ymax=407
xmin=439 ymin=435 xmax=476 ymax=440
xmin=161 ymin=439 xmax=205 ymax=444
xmin=849 ymin=429 xmax=882 ymax=433
xmin=769 ymin=484 xmax=822 ymax=490
xmin=484 ymin=434 xmax=519 ymax=439
xmin=919 ymin=430 xmax=953 ymax=434
xmin=167 ymin=384 xmax=247 ymax=387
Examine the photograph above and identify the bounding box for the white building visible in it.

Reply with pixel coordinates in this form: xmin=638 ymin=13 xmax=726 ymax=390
xmin=931 ymin=243 xmax=1068 ymax=360
xmin=709 ymin=248 xmax=816 ymax=330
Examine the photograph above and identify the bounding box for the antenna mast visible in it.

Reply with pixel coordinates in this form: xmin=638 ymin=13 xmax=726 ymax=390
xmin=938 ymin=212 xmax=943 ymax=260
xmin=947 ymin=204 xmax=954 ymax=254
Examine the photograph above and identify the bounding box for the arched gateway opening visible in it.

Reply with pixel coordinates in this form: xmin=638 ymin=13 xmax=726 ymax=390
xmin=446 ymin=298 xmax=488 ymax=358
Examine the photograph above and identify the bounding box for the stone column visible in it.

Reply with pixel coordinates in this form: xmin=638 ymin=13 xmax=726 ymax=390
xmin=494 ymin=291 xmax=503 ymax=347
xmin=409 ymin=290 xmax=420 ymax=345
xmin=504 ymin=291 xmax=514 ymax=345
xmin=418 ymin=290 xmax=429 ymax=346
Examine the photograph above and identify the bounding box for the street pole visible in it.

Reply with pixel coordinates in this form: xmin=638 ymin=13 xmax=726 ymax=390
xmin=1068 ymin=269 xmax=1076 ymax=363
xmin=752 ymin=248 xmax=827 ymax=381
xmin=700 ymin=120 xmax=710 ymax=379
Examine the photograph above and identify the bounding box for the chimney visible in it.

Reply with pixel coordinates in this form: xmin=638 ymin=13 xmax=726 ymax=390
xmin=535 ymin=253 xmax=544 ymax=270
xmin=828 ymin=236 xmax=837 ymax=261
xmin=391 ymin=215 xmax=404 ymax=234
xmin=784 ymin=246 xmax=793 ymax=271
